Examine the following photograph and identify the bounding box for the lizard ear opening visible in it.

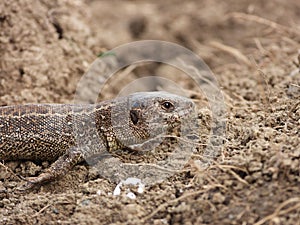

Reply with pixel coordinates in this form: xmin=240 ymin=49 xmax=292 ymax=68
xmin=130 ymin=109 xmax=139 ymax=125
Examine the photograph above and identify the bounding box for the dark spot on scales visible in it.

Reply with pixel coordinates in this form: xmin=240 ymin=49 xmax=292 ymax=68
xmin=130 ymin=109 xmax=139 ymax=125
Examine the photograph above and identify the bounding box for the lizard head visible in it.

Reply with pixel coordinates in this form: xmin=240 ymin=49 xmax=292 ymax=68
xmin=114 ymin=91 xmax=196 ymax=147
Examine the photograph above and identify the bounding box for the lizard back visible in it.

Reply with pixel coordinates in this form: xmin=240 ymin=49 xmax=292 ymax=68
xmin=0 ymin=103 xmax=107 ymax=161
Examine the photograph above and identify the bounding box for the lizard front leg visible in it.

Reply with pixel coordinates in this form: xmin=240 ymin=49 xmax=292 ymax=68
xmin=19 ymin=147 xmax=83 ymax=190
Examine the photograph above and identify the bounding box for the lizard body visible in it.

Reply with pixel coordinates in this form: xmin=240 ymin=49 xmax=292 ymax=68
xmin=0 ymin=91 xmax=195 ymax=188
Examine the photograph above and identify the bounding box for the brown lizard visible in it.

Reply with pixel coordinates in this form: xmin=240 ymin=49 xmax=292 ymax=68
xmin=0 ymin=91 xmax=195 ymax=189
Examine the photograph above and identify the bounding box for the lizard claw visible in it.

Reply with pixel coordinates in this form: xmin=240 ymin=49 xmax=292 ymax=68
xmin=15 ymin=173 xmax=52 ymax=192
xmin=15 ymin=180 xmax=37 ymax=192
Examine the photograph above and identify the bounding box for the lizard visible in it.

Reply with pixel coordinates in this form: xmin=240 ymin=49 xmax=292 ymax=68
xmin=0 ymin=91 xmax=195 ymax=189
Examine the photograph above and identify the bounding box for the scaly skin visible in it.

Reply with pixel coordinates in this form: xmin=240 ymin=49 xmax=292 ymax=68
xmin=0 ymin=91 xmax=195 ymax=189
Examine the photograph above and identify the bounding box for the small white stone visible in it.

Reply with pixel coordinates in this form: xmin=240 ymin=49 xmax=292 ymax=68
xmin=137 ymin=184 xmax=144 ymax=194
xmin=113 ymin=182 xmax=122 ymax=196
xmin=126 ymin=192 xmax=136 ymax=199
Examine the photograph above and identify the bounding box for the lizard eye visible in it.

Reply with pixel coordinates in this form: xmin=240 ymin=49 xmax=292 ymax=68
xmin=161 ymin=101 xmax=174 ymax=111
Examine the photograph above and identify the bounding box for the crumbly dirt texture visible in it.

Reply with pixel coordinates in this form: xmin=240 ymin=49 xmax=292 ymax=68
xmin=0 ymin=0 xmax=300 ymax=224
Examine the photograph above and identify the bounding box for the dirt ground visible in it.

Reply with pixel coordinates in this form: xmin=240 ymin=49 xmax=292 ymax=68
xmin=0 ymin=0 xmax=300 ymax=224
